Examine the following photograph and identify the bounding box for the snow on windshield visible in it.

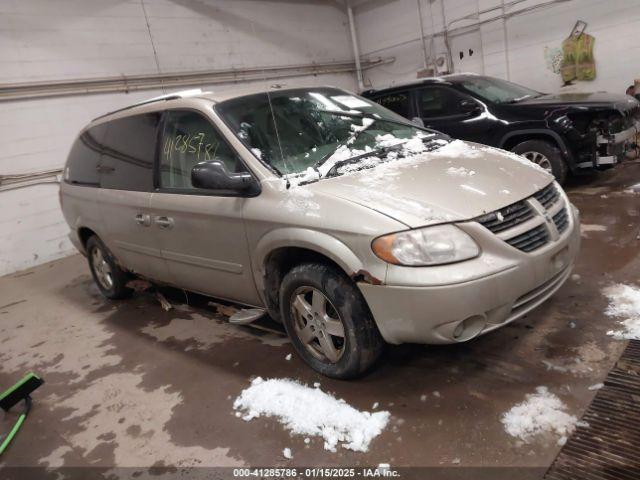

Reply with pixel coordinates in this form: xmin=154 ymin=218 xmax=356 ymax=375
xmin=320 ymin=131 xmax=439 ymax=178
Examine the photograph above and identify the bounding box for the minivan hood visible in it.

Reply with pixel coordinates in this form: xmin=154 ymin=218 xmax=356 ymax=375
xmin=309 ymin=140 xmax=553 ymax=228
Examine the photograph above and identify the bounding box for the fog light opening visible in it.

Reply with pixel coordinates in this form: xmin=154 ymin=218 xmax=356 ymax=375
xmin=453 ymin=323 xmax=464 ymax=339
xmin=452 ymin=315 xmax=487 ymax=342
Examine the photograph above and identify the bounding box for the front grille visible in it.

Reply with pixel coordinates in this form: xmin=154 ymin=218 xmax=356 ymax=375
xmin=505 ymin=224 xmax=549 ymax=252
xmin=475 ymin=182 xmax=567 ymax=253
xmin=532 ymin=182 xmax=560 ymax=209
xmin=553 ymin=208 xmax=569 ymax=234
xmin=476 ymin=201 xmax=533 ymax=234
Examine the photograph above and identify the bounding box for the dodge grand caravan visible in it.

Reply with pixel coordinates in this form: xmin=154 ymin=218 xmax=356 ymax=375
xmin=61 ymin=85 xmax=580 ymax=378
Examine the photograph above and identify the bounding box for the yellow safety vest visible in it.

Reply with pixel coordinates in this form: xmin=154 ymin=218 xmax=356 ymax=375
xmin=561 ymin=33 xmax=596 ymax=82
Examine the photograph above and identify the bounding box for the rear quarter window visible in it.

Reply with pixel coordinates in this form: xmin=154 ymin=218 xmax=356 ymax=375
xmin=371 ymin=91 xmax=411 ymax=118
xmin=100 ymin=113 xmax=160 ymax=192
xmin=64 ymin=124 xmax=107 ymax=186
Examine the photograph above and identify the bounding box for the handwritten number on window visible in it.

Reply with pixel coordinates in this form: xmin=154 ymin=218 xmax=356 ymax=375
xmin=163 ymin=132 xmax=217 ymax=162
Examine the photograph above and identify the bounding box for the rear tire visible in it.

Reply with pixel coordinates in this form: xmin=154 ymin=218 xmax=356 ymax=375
xmin=86 ymin=236 xmax=132 ymax=300
xmin=512 ymin=139 xmax=568 ymax=184
xmin=280 ymin=263 xmax=384 ymax=379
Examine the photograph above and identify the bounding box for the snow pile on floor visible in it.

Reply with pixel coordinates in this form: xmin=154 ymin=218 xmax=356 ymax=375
xmin=624 ymin=182 xmax=640 ymax=194
xmin=501 ymin=386 xmax=578 ymax=443
xmin=233 ymin=377 xmax=390 ymax=452
xmin=603 ymin=284 xmax=640 ymax=340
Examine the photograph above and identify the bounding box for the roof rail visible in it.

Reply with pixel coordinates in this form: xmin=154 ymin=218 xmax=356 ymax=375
xmin=92 ymin=88 xmax=208 ymax=121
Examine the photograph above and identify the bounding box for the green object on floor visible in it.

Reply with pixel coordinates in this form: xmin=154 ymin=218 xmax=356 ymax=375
xmin=0 ymin=372 xmax=44 ymax=455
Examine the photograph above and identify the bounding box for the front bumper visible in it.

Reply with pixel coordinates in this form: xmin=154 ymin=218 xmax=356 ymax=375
xmin=359 ymin=203 xmax=581 ymax=345
xmin=577 ymin=120 xmax=640 ymax=169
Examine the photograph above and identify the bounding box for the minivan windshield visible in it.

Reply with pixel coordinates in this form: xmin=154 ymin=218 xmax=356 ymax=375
xmin=216 ymin=88 xmax=447 ymax=180
xmin=458 ymin=76 xmax=542 ymax=104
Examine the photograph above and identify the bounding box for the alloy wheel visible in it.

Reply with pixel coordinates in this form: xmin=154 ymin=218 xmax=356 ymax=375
xmin=522 ymin=150 xmax=553 ymax=173
xmin=91 ymin=246 xmax=114 ymax=290
xmin=290 ymin=286 xmax=346 ymax=363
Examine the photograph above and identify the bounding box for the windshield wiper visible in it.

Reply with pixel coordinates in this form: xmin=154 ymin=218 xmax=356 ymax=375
xmin=310 ymin=109 xmax=443 ymax=176
xmin=312 ymin=111 xmax=431 ymax=170
xmin=322 ymin=134 xmax=450 ymax=178
xmin=313 ymin=114 xmax=378 ymax=170
xmin=323 ymin=143 xmax=404 ymax=178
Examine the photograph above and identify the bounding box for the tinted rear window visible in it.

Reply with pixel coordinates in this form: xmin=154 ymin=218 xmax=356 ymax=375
xmin=100 ymin=113 xmax=160 ymax=191
xmin=64 ymin=124 xmax=107 ymax=186
xmin=371 ymin=91 xmax=411 ymax=118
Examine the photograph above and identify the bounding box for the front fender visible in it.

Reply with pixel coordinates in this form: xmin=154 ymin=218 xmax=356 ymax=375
xmin=252 ymin=227 xmax=365 ymax=303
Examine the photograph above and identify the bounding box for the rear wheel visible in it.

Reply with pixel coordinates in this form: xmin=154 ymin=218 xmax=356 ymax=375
xmin=512 ymin=139 xmax=568 ymax=184
xmin=86 ymin=236 xmax=132 ymax=299
xmin=280 ymin=263 xmax=384 ymax=379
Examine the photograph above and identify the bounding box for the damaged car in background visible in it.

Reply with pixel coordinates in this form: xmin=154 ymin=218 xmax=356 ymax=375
xmin=61 ymin=86 xmax=580 ymax=379
xmin=364 ymin=74 xmax=640 ymax=183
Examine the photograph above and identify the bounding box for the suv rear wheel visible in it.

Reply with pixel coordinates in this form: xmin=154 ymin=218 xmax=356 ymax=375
xmin=280 ymin=263 xmax=384 ymax=379
xmin=86 ymin=236 xmax=132 ymax=299
xmin=512 ymin=139 xmax=568 ymax=184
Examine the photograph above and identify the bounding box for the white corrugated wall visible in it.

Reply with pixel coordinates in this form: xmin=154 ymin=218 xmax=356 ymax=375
xmin=0 ymin=0 xmax=356 ymax=276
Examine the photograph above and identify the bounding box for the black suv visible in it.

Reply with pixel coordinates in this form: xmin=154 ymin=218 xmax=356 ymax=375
xmin=363 ymin=74 xmax=640 ymax=183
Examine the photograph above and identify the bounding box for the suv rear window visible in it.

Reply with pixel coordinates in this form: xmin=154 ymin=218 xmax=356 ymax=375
xmin=371 ymin=91 xmax=411 ymax=118
xmin=100 ymin=113 xmax=160 ymax=191
xmin=64 ymin=124 xmax=107 ymax=186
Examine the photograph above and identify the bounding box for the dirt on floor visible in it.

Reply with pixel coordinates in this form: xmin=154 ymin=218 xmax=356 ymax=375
xmin=0 ymin=161 xmax=639 ymax=479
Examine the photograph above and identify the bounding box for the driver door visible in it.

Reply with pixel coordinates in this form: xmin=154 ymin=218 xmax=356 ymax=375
xmin=150 ymin=109 xmax=260 ymax=306
xmin=415 ymin=86 xmax=492 ymax=142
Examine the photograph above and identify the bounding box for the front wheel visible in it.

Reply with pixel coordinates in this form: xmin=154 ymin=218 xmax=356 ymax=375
xmin=279 ymin=263 xmax=384 ymax=379
xmin=512 ymin=139 xmax=568 ymax=184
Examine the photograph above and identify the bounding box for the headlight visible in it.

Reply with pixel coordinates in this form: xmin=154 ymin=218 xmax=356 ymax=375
xmin=372 ymin=225 xmax=480 ymax=266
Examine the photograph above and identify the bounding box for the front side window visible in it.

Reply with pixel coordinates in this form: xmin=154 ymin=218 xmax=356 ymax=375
xmin=216 ymin=88 xmax=445 ymax=180
xmin=457 ymin=76 xmax=541 ymax=104
xmin=159 ymin=110 xmax=245 ymax=190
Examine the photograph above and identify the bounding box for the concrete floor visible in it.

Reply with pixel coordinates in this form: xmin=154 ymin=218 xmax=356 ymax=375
xmin=1 ymin=161 xmax=639 ymax=479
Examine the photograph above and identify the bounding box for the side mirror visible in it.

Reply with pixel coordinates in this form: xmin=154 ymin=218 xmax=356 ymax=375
xmin=191 ymin=161 xmax=257 ymax=194
xmin=459 ymin=99 xmax=481 ymax=115
xmin=411 ymin=117 xmax=425 ymax=127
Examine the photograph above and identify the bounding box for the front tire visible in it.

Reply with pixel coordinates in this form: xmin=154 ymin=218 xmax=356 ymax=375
xmin=86 ymin=236 xmax=132 ymax=300
xmin=280 ymin=263 xmax=384 ymax=379
xmin=512 ymin=139 xmax=568 ymax=184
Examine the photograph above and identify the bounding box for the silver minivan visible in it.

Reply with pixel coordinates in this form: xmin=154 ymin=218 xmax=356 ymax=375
xmin=61 ymin=85 xmax=580 ymax=378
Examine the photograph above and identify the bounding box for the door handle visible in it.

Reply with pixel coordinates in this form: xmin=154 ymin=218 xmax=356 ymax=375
xmin=134 ymin=213 xmax=151 ymax=226
xmin=154 ymin=216 xmax=174 ymax=229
